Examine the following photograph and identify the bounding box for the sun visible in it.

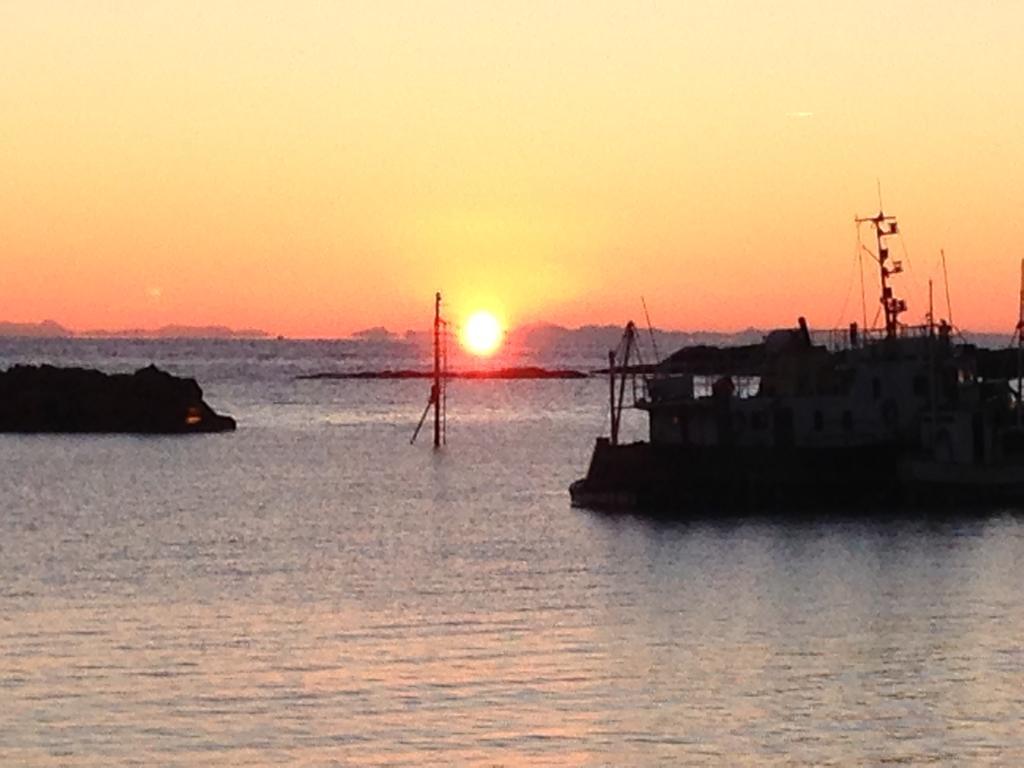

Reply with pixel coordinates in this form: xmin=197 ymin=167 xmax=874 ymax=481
xmin=461 ymin=310 xmax=503 ymax=356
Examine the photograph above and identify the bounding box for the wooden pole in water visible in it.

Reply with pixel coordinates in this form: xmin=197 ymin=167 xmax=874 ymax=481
xmin=433 ymin=291 xmax=442 ymax=448
xmin=409 ymin=291 xmax=446 ymax=446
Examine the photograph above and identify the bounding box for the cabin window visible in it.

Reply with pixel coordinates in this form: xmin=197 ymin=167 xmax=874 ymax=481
xmin=813 ymin=410 xmax=824 ymax=432
xmin=842 ymin=410 xmax=853 ymax=432
xmin=872 ymin=377 xmax=882 ymax=400
xmin=882 ymin=400 xmax=899 ymax=425
xmin=913 ymin=374 xmax=928 ymax=397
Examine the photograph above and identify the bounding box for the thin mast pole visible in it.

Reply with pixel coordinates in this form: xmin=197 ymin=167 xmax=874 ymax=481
xmin=615 ymin=328 xmax=633 ymax=437
xmin=641 ymin=296 xmax=661 ymax=363
xmin=858 ymin=231 xmax=868 ymax=332
xmin=928 ymin=279 xmax=934 ymax=334
xmin=928 ymin=279 xmax=937 ymax=442
xmin=877 ymin=217 xmax=894 ymax=337
xmin=941 ymin=249 xmax=954 ymax=328
xmin=608 ymin=350 xmax=618 ymax=445
xmin=1018 ymin=261 xmax=1023 ymax=428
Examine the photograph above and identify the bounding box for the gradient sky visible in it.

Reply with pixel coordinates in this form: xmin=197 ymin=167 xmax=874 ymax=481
xmin=2 ymin=1 xmax=1023 ymax=337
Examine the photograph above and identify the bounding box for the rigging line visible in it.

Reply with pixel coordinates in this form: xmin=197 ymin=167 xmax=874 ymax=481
xmin=633 ymin=335 xmax=646 ymax=367
xmin=941 ymin=249 xmax=954 ymax=328
xmin=860 ymin=243 xmax=882 ymax=264
xmin=631 ymin=342 xmax=644 ymax=404
xmin=641 ymin=296 xmax=661 ymax=363
xmin=897 ymin=234 xmax=927 ymax=320
xmin=833 ymin=243 xmax=859 ymax=329
xmin=1003 ymin=326 xmax=1020 ymax=350
xmin=857 ymin=225 xmax=868 ymax=330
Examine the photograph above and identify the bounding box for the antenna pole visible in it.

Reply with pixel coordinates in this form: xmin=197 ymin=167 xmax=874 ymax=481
xmin=857 ymin=229 xmax=868 ymax=331
xmin=928 ymin=279 xmax=937 ymax=442
xmin=928 ymin=279 xmax=934 ymax=332
xmin=1017 ymin=260 xmax=1023 ymax=427
xmin=941 ymin=249 xmax=954 ymax=328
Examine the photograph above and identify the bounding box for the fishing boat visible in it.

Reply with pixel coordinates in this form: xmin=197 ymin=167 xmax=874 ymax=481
xmin=570 ymin=210 xmax=1024 ymax=511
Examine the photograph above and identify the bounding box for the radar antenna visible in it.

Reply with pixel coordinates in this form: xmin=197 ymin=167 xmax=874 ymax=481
xmin=856 ymin=210 xmax=905 ymax=338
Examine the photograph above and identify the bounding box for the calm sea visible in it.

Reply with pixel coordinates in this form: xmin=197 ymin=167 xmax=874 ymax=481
xmin=2 ymin=338 xmax=1024 ymax=766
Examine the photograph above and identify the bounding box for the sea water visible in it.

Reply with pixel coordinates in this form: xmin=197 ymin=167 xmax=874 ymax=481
xmin=2 ymin=338 xmax=1024 ymax=766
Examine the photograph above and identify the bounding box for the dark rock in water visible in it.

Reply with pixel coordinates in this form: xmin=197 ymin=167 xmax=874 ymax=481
xmin=297 ymin=366 xmax=590 ymax=380
xmin=0 ymin=364 xmax=236 ymax=433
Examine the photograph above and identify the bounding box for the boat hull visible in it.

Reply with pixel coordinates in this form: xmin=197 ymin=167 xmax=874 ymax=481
xmin=568 ymin=438 xmax=1024 ymax=513
xmin=906 ymin=460 xmax=1024 ymax=504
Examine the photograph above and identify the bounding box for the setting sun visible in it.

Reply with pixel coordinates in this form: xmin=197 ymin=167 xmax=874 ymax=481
xmin=461 ymin=311 xmax=503 ymax=356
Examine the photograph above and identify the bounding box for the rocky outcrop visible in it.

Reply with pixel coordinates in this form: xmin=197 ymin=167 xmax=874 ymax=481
xmin=0 ymin=364 xmax=236 ymax=433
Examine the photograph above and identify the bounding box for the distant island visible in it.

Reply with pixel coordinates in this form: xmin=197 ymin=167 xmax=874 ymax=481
xmin=298 ymin=366 xmax=589 ymax=380
xmin=1 ymin=318 xmax=1012 ymax=351
xmin=0 ymin=320 xmax=270 ymax=339
xmin=81 ymin=324 xmax=270 ymax=340
xmin=0 ymin=320 xmax=73 ymax=338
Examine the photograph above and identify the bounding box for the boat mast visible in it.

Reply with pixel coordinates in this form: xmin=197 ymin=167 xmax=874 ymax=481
xmin=608 ymin=322 xmax=637 ymax=446
xmin=856 ymin=210 xmax=905 ymax=337
xmin=928 ymin=279 xmax=937 ymax=437
xmin=608 ymin=349 xmax=618 ymax=445
xmin=1017 ymin=260 xmax=1023 ymax=427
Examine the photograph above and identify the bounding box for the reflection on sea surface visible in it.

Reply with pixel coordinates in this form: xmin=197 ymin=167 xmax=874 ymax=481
xmin=2 ymin=340 xmax=1024 ymax=765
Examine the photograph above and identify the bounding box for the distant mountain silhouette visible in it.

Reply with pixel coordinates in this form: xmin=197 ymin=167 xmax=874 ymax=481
xmin=80 ymin=324 xmax=270 ymax=339
xmin=1 ymin=318 xmax=1011 ymax=351
xmin=0 ymin=321 xmax=269 ymax=339
xmin=505 ymin=323 xmax=766 ymax=360
xmin=389 ymin=321 xmax=1013 ymax=359
xmin=0 ymin=320 xmax=72 ymax=338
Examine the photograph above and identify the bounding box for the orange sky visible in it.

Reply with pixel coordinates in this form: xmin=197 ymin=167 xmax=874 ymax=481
xmin=2 ymin=1 xmax=1023 ymax=338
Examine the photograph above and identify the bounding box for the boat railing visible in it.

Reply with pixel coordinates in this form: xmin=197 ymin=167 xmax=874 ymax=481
xmin=641 ymin=373 xmax=761 ymax=404
xmin=811 ymin=324 xmax=943 ymax=352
